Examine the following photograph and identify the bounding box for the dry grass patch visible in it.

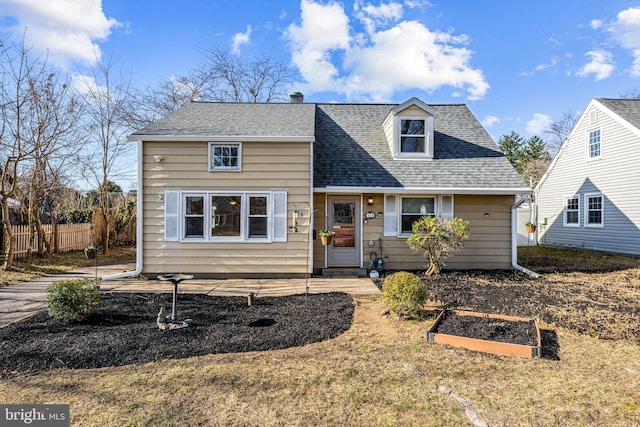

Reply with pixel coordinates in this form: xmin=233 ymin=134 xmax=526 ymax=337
xmin=0 ymin=245 xmax=135 ymax=286
xmin=1 ymin=294 xmax=639 ymax=426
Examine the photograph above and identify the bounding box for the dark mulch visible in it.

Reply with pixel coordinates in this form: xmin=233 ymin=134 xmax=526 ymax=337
xmin=0 ymin=292 xmax=354 ymax=374
xmin=433 ymin=311 xmax=538 ymax=346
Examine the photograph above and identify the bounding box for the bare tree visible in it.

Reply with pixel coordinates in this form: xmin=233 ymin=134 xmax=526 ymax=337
xmin=76 ymin=55 xmax=135 ymax=254
xmin=545 ymin=111 xmax=579 ymax=157
xmin=127 ymin=74 xmax=204 ymax=128
xmin=0 ymin=37 xmax=52 ymax=270
xmin=17 ymin=71 xmax=83 ymax=255
xmin=198 ymin=46 xmax=297 ymax=103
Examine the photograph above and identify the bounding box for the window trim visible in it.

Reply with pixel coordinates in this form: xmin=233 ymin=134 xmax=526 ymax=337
xmin=246 ymin=194 xmax=271 ymax=240
xmin=586 ymin=128 xmax=601 ymax=161
xmin=210 ymin=193 xmax=244 ymax=241
xmin=182 ymin=193 xmax=206 ymax=241
xmin=394 ymin=115 xmax=433 ymax=159
xmin=399 ymin=195 xmax=437 ymax=236
xmin=563 ymin=195 xmax=580 ymax=227
xmin=584 ymin=193 xmax=604 ymax=228
xmin=208 ymin=142 xmax=242 ymax=172
xmin=178 ymin=191 xmax=273 ymax=242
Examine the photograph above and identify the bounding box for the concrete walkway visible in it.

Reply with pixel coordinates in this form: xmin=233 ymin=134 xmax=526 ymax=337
xmin=0 ymin=261 xmax=379 ymax=328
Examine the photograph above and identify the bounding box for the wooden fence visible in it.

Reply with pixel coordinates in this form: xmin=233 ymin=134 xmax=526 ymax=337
xmin=11 ymin=223 xmax=93 ymax=258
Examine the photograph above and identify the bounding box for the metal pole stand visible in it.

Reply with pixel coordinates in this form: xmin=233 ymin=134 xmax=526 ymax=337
xmin=157 ymin=274 xmax=194 ymax=330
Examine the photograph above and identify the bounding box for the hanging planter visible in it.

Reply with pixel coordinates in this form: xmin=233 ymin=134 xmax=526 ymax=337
xmin=525 ymin=222 xmax=537 ymax=233
xmin=319 ymin=229 xmax=335 ymax=245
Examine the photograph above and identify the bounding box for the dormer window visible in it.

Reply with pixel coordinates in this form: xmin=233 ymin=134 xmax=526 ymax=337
xmin=400 ymin=119 xmax=426 ymax=153
xmin=382 ymin=97 xmax=436 ymax=160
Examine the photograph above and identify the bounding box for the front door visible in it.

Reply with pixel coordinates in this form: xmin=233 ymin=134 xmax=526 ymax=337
xmin=327 ymin=196 xmax=360 ymax=267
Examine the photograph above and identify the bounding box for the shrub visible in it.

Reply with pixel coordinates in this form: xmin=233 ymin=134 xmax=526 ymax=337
xmin=406 ymin=216 xmax=470 ymax=275
xmin=46 ymin=278 xmax=100 ymax=322
xmin=382 ymin=271 xmax=429 ymax=318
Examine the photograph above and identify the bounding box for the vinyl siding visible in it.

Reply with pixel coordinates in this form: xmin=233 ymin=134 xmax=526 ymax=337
xmin=142 ymin=140 xmax=312 ymax=276
xmin=313 ymin=193 xmax=513 ymax=271
xmin=537 ymin=102 xmax=640 ymax=255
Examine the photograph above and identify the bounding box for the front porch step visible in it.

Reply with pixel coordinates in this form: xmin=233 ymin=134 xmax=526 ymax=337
xmin=321 ymin=268 xmax=368 ymax=278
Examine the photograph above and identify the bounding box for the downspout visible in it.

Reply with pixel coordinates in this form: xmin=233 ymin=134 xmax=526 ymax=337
xmin=102 ymin=140 xmax=144 ymax=280
xmin=512 ymin=195 xmax=539 ymax=278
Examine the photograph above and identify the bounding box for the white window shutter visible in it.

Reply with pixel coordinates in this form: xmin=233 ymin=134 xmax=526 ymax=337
xmin=164 ymin=190 xmax=179 ymax=241
xmin=384 ymin=194 xmax=398 ymax=236
xmin=440 ymin=195 xmax=454 ymax=220
xmin=272 ymin=191 xmax=287 ymax=242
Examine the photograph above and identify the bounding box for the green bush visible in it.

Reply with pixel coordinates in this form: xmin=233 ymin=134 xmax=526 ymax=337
xmin=382 ymin=271 xmax=429 ymax=318
xmin=46 ymin=278 xmax=100 ymax=322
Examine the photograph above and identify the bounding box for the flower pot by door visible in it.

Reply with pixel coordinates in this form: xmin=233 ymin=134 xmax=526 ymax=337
xmin=321 ymin=235 xmax=333 ymax=246
xmin=526 ymin=225 xmax=537 ymax=233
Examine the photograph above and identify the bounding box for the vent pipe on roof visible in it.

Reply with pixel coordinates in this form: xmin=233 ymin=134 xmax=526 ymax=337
xmin=290 ymin=92 xmax=304 ymax=103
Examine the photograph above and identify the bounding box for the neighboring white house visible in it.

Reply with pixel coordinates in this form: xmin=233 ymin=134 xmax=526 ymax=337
xmin=535 ymin=98 xmax=640 ymax=255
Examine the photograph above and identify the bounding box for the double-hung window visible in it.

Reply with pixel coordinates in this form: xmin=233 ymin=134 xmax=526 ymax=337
xmin=588 ymin=129 xmax=601 ymax=159
xmin=585 ymin=193 xmax=604 ymax=227
xmin=184 ymin=195 xmax=205 ymax=238
xmin=248 ymin=195 xmax=268 ymax=238
xmin=400 ymin=119 xmax=426 ymax=154
xmin=564 ymin=196 xmax=579 ymax=226
xmin=209 ymin=143 xmax=241 ymax=171
xmin=400 ymin=197 xmax=435 ymax=234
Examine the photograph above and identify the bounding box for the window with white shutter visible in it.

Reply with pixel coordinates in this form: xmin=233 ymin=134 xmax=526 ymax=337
xmin=164 ymin=190 xmax=179 ymax=241
xmin=384 ymin=194 xmax=398 ymax=236
xmin=272 ymin=191 xmax=288 ymax=242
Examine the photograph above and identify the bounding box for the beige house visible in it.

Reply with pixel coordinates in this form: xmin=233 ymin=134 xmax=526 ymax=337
xmin=108 ymin=97 xmax=531 ymax=279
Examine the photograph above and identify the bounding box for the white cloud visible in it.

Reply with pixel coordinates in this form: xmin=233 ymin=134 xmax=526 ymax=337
xmin=576 ymin=50 xmax=614 ymax=81
xmin=526 ymin=113 xmax=553 ymax=136
xmin=354 ymin=1 xmax=403 ymax=34
xmin=608 ymin=6 xmax=640 ymax=76
xmin=285 ymin=0 xmax=351 ymax=93
xmin=231 ymin=25 xmax=252 ymax=55
xmin=285 ymin=0 xmax=489 ymax=101
xmin=590 ymin=19 xmax=603 ymax=29
xmin=535 ymin=56 xmax=559 ymax=71
xmin=482 ymin=115 xmax=500 ymax=128
xmin=0 ymin=0 xmax=120 ymax=67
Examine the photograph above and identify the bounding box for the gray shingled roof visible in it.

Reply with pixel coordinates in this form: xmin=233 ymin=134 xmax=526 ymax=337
xmin=597 ymin=98 xmax=640 ymax=130
xmin=314 ymin=103 xmax=528 ymax=191
xmin=131 ymin=102 xmax=316 ymax=139
xmin=132 ymin=100 xmax=528 ymax=192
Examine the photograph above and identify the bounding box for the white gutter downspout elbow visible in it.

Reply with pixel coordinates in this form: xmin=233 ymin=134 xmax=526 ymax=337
xmin=102 ymin=140 xmax=144 ymax=280
xmin=512 ymin=195 xmax=540 ymax=278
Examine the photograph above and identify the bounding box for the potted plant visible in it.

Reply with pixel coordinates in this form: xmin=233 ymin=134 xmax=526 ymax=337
xmin=525 ymin=221 xmax=537 ymax=233
xmin=319 ymin=229 xmax=335 ymax=245
xmin=85 ymin=245 xmax=96 ymax=259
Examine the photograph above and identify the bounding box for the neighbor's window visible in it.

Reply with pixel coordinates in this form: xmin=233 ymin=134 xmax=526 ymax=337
xmin=585 ymin=194 xmax=603 ymax=227
xmin=211 ymin=195 xmax=242 ymax=237
xmin=209 ymin=143 xmax=241 ymax=171
xmin=184 ymin=195 xmax=204 ymax=238
xmin=401 ymin=197 xmax=435 ymax=233
xmin=565 ymin=196 xmax=579 ymax=226
xmin=400 ymin=119 xmax=426 ymax=153
xmin=588 ymin=129 xmax=601 ymax=159
xmin=248 ymin=196 xmax=268 ymax=238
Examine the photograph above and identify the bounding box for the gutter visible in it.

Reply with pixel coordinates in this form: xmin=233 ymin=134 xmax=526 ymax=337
xmin=102 ymin=140 xmax=144 ymax=280
xmin=512 ymin=195 xmax=539 ymax=278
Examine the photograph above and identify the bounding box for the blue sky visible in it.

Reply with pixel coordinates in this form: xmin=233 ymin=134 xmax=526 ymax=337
xmin=2 ymin=0 xmax=640 ymax=191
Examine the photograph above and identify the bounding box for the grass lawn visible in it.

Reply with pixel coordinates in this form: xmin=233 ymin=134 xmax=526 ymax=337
xmin=0 ymin=245 xmax=639 ymax=426
xmin=0 ymin=245 xmax=136 ymax=286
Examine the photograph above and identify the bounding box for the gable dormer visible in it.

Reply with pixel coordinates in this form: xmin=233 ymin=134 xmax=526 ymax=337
xmin=382 ymin=97 xmax=436 ymax=160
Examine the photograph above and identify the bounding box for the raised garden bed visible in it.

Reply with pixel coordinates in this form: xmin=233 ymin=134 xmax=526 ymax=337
xmin=427 ymin=310 xmax=542 ymax=358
